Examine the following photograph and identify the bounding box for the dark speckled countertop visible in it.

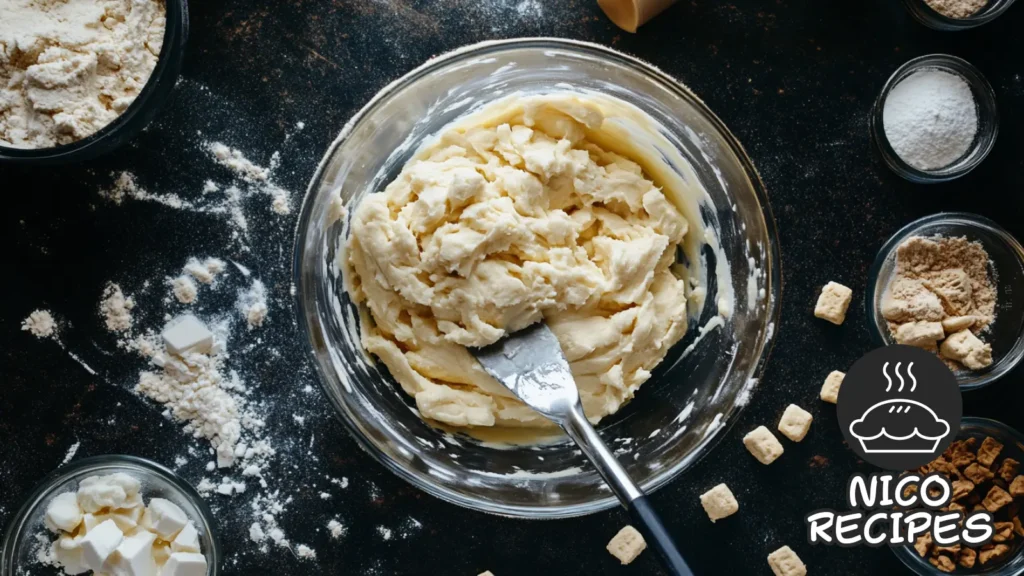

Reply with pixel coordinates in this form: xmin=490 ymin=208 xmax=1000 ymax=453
xmin=2 ymin=1 xmax=1023 ymax=574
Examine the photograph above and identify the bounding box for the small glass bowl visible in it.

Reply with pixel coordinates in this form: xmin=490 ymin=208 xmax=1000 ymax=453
xmin=893 ymin=417 xmax=1024 ymax=575
xmin=871 ymin=54 xmax=998 ymax=183
xmin=902 ymin=0 xmax=1019 ymax=30
xmin=1 ymin=455 xmax=219 ymax=576
xmin=0 ymin=0 xmax=189 ymax=165
xmin=865 ymin=213 xmax=1024 ymax=390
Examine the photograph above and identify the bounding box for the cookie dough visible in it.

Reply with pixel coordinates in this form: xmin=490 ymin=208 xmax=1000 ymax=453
xmin=345 ymin=94 xmax=701 ymax=428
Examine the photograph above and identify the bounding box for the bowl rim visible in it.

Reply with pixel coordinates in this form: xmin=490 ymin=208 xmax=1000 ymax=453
xmin=891 ymin=416 xmax=1024 ymax=575
xmin=870 ymin=54 xmax=999 ymax=184
xmin=0 ymin=0 xmax=190 ymax=165
xmin=901 ymin=0 xmax=1019 ymax=30
xmin=0 ymin=454 xmax=220 ymax=576
xmin=292 ymin=37 xmax=782 ymax=518
xmin=864 ymin=212 xmax=1024 ymax=391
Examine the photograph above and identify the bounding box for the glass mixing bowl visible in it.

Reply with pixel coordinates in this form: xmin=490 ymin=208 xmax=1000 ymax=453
xmin=1 ymin=455 xmax=219 ymax=576
xmin=294 ymin=38 xmax=781 ymax=518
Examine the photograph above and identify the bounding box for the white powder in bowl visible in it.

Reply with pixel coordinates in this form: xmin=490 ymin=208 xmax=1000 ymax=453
xmin=882 ymin=68 xmax=978 ymax=171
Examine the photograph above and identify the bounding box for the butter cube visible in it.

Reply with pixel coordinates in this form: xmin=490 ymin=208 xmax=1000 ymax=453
xmin=82 ymin=513 xmax=102 ymax=533
xmin=606 ymin=525 xmax=646 ymax=565
xmin=941 ymin=315 xmax=976 ymax=333
xmin=940 ymin=329 xmax=993 ymax=370
xmin=819 ymin=371 xmax=845 ymax=404
xmin=778 ymin=404 xmax=813 ymax=442
xmin=162 ymin=315 xmax=214 ymax=355
xmin=814 ymin=281 xmax=852 ymax=325
xmin=53 ymin=536 xmax=89 ymax=575
xmin=153 ymin=542 xmax=172 ymax=566
xmin=743 ymin=426 xmax=785 ymax=465
xmin=146 ymin=499 xmax=188 ymax=540
xmin=161 ymin=552 xmax=208 ymax=576
xmin=894 ymin=321 xmax=944 ymax=348
xmin=45 ymin=492 xmax=83 ymax=533
xmin=768 ymin=545 xmax=807 ymax=576
xmin=80 ymin=519 xmax=124 ymax=572
xmin=171 ymin=522 xmax=201 ymax=553
xmin=109 ymin=531 xmax=158 ymax=576
xmin=78 ymin=473 xmax=141 ymax=513
xmin=700 ymin=483 xmax=739 ymax=522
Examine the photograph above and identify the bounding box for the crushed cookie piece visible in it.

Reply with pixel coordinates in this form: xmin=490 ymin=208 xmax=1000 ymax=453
xmin=914 ymin=533 xmax=932 ymax=557
xmin=606 ymin=525 xmax=646 ymax=565
xmin=963 ymin=462 xmax=995 ymax=484
xmin=951 ymin=480 xmax=975 ymax=501
xmin=997 ymin=458 xmax=1020 ymax=483
xmin=1010 ymin=476 xmax=1024 ymax=497
xmin=767 ymin=546 xmax=807 ymax=576
xmin=928 ymin=555 xmax=955 ymax=573
xmin=777 ymin=404 xmax=813 ymax=442
xmin=819 ymin=371 xmax=844 ymax=404
xmin=700 ymin=484 xmax=739 ymax=523
xmin=992 ymin=522 xmax=1014 ymax=543
xmin=978 ymin=544 xmax=1011 ymax=565
xmin=982 ymin=486 xmax=1013 ymax=513
xmin=958 ymin=547 xmax=976 ymax=568
xmin=814 ymin=282 xmax=852 ymax=325
xmin=977 ymin=436 xmax=1004 ymax=467
xmin=743 ymin=426 xmax=785 ymax=465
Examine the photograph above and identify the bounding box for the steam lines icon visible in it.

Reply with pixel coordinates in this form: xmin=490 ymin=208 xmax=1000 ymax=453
xmin=848 ymin=362 xmax=951 ymax=454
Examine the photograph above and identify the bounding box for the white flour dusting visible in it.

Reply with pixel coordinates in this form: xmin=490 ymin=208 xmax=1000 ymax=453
xmin=207 ymin=142 xmax=292 ymax=216
xmin=327 ymin=520 xmax=345 ymax=540
xmin=99 ymin=172 xmax=192 ymax=209
xmin=99 ymin=283 xmax=134 ymax=332
xmin=184 ymin=257 xmax=227 ymax=285
xmin=60 ymin=441 xmax=80 ymax=465
xmin=171 ymin=275 xmax=199 ymax=304
xmin=21 ymin=309 xmax=56 ymax=338
xmin=238 ymin=280 xmax=269 ymax=329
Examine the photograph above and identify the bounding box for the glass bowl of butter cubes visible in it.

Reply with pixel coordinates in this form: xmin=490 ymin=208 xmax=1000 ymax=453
xmin=1 ymin=455 xmax=219 ymax=576
xmin=865 ymin=212 xmax=1024 ymax=390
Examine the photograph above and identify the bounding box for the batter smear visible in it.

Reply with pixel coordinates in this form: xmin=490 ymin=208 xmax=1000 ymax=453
xmin=345 ymin=95 xmax=697 ymax=428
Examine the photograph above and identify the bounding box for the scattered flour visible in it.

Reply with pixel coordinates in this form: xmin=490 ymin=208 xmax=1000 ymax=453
xmin=184 ymin=257 xmax=227 ymax=284
xmin=296 ymin=545 xmax=317 ymax=560
xmin=61 ymin=441 xmax=80 ymax=465
xmin=171 ymin=275 xmax=199 ymax=304
xmin=208 ymin=142 xmax=269 ymax=182
xmin=319 ymin=492 xmax=331 ymax=500
xmin=99 ymin=172 xmax=191 ymax=209
xmin=21 ymin=309 xmax=56 ymax=338
xmin=377 ymin=526 xmax=393 ymax=541
xmin=99 ymin=283 xmax=134 ymax=332
xmin=206 ymin=141 xmax=293 ymax=216
xmin=238 ymin=280 xmax=269 ymax=329
xmin=327 ymin=520 xmax=345 ymax=540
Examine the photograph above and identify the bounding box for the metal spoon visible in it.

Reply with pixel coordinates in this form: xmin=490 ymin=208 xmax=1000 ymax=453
xmin=472 ymin=322 xmax=694 ymax=576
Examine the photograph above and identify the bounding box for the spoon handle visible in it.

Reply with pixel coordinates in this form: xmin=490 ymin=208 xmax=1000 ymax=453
xmin=563 ymin=405 xmax=693 ymax=576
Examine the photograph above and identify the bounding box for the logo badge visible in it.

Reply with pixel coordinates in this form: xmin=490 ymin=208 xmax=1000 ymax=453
xmin=838 ymin=345 xmax=962 ymax=470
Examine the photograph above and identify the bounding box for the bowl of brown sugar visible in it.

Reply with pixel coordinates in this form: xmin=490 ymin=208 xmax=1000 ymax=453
xmin=903 ymin=0 xmax=1019 ymax=30
xmin=866 ymin=213 xmax=1024 ymax=390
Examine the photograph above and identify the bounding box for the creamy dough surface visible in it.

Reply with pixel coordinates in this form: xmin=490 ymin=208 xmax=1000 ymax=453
xmin=345 ymin=94 xmax=696 ymax=428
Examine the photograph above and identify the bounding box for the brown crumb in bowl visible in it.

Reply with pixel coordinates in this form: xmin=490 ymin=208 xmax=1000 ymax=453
xmin=924 ymin=0 xmax=988 ymax=19
xmin=912 ymin=435 xmax=1024 ymax=570
xmin=880 ymin=235 xmax=996 ymax=372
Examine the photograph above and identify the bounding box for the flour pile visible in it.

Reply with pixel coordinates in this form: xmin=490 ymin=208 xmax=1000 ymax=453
xmin=0 ymin=0 xmax=167 ymax=148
